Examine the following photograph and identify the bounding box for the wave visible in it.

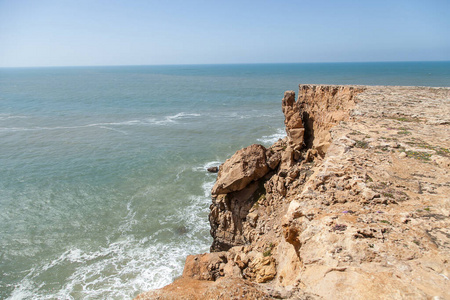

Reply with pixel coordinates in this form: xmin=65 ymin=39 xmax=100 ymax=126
xmin=257 ymin=128 xmax=286 ymax=145
xmin=219 ymin=111 xmax=279 ymax=120
xmin=0 ymin=112 xmax=202 ymax=133
xmin=8 ymin=237 xmax=205 ymax=300
xmin=201 ymin=179 xmax=215 ymax=198
xmin=0 ymin=115 xmax=28 ymax=121
xmin=149 ymin=112 xmax=202 ymax=126
xmin=8 ymin=182 xmax=212 ymax=299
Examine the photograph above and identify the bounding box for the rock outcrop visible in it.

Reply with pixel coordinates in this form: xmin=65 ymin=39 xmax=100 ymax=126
xmin=282 ymin=90 xmax=305 ymax=147
xmin=212 ymin=144 xmax=269 ymax=196
xmin=136 ymin=85 xmax=450 ymax=300
xmin=298 ymin=84 xmax=364 ymax=155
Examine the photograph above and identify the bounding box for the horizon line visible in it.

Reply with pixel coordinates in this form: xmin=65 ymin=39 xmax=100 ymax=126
xmin=1 ymin=59 xmax=449 ymax=69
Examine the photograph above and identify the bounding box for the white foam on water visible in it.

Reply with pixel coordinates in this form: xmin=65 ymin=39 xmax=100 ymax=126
xmin=0 ymin=115 xmax=28 ymax=120
xmin=169 ymin=112 xmax=201 ymax=119
xmin=175 ymin=166 xmax=186 ymax=181
xmin=192 ymin=160 xmax=222 ymax=173
xmin=7 ymin=279 xmax=36 ymax=300
xmin=257 ymin=128 xmax=286 ymax=146
xmin=9 ymin=227 xmax=210 ymax=299
xmin=151 ymin=112 xmax=202 ymax=126
xmin=7 ymin=179 xmax=212 ymax=299
xmin=0 ymin=112 xmax=202 ymax=132
xmin=0 ymin=123 xmax=134 ymax=133
xmin=97 ymin=126 xmax=128 ymax=134
xmin=220 ymin=111 xmax=279 ymax=120
xmin=14 ymin=164 xmax=212 ymax=299
xmin=116 ymin=201 xmax=138 ymax=235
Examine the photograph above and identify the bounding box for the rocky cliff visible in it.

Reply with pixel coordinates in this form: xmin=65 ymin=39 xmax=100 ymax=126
xmin=136 ymin=85 xmax=450 ymax=300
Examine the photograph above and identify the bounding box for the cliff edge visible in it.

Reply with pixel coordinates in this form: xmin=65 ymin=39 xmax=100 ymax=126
xmin=136 ymin=85 xmax=450 ymax=299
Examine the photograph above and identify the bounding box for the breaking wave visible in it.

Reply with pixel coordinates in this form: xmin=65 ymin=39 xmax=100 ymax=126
xmin=257 ymin=128 xmax=286 ymax=145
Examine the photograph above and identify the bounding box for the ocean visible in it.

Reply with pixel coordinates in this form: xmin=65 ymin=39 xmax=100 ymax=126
xmin=1 ymin=62 xmax=449 ymax=299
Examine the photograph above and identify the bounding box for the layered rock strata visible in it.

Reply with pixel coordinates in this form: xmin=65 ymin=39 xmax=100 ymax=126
xmin=136 ymin=85 xmax=450 ymax=300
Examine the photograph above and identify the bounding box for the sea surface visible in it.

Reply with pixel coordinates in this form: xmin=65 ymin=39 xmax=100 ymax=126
xmin=1 ymin=62 xmax=449 ymax=299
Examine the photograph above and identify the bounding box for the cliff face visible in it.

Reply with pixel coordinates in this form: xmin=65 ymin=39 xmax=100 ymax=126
xmin=136 ymin=85 xmax=450 ymax=300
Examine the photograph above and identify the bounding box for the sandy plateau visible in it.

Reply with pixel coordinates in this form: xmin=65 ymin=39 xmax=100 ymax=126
xmin=136 ymin=85 xmax=450 ymax=299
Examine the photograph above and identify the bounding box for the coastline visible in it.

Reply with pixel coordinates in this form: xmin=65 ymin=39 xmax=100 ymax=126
xmin=2 ymin=63 xmax=450 ymax=298
xmin=136 ymin=84 xmax=450 ymax=299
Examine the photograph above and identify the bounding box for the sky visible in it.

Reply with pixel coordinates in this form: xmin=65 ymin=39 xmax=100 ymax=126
xmin=0 ymin=0 xmax=449 ymax=67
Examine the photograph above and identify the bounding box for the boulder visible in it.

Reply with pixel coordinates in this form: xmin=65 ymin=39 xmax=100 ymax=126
xmin=207 ymin=166 xmax=219 ymax=173
xmin=266 ymin=151 xmax=281 ymax=170
xmin=211 ymin=144 xmax=269 ymax=195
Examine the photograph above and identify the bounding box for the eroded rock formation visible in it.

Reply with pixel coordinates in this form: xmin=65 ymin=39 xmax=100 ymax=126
xmin=136 ymin=85 xmax=450 ymax=300
xmin=211 ymin=144 xmax=269 ymax=196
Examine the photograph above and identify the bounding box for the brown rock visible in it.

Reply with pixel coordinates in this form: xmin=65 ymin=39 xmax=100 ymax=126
xmin=183 ymin=253 xmax=227 ymax=281
xmin=280 ymin=145 xmax=294 ymax=170
xmin=362 ymin=188 xmax=379 ymax=201
xmin=298 ymin=84 xmax=364 ymax=152
xmin=209 ymin=181 xmax=264 ymax=251
xmin=211 ymin=144 xmax=269 ymax=195
xmin=282 ymin=91 xmax=305 ymax=146
xmin=135 ymin=277 xmax=273 ymax=300
xmin=247 ymin=212 xmax=258 ymax=227
xmin=266 ymin=151 xmax=281 ymax=170
xmin=246 ymin=254 xmax=277 ymax=283
xmin=207 ymin=166 xmax=219 ymax=173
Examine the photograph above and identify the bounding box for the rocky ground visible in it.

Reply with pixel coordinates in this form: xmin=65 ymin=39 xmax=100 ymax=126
xmin=135 ymin=85 xmax=450 ymax=300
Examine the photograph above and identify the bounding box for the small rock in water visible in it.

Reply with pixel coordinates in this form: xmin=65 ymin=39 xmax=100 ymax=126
xmin=207 ymin=166 xmax=219 ymax=173
xmin=175 ymin=226 xmax=189 ymax=235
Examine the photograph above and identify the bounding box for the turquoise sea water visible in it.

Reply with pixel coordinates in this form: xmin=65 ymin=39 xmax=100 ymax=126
xmin=1 ymin=62 xmax=449 ymax=299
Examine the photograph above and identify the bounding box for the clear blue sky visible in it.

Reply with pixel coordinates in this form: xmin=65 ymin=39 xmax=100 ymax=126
xmin=0 ymin=0 xmax=449 ymax=67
